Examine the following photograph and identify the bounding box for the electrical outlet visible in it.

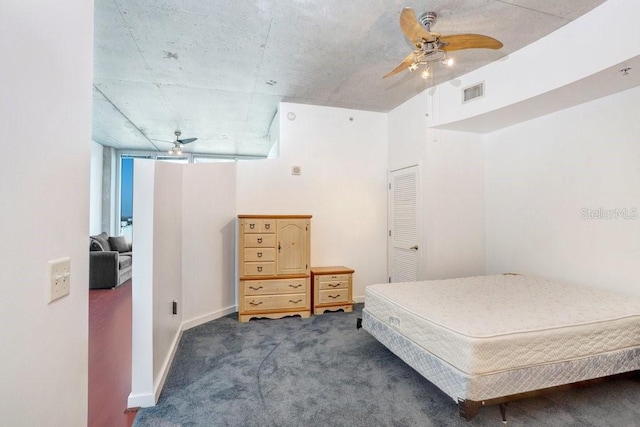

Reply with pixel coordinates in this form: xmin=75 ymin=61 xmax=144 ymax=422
xmin=48 ymin=257 xmax=70 ymax=303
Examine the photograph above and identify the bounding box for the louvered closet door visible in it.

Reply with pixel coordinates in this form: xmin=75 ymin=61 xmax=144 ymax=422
xmin=388 ymin=166 xmax=420 ymax=283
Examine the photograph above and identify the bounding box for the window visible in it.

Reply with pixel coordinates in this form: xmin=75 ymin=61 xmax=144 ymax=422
xmin=119 ymin=155 xmax=152 ymax=240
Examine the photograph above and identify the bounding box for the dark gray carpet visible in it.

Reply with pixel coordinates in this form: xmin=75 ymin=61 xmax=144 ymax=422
xmin=134 ymin=305 xmax=640 ymax=426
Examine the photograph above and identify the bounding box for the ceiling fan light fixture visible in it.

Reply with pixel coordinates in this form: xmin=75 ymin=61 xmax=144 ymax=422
xmin=383 ymin=8 xmax=502 ymax=80
xmin=168 ymin=145 xmax=183 ymax=155
xmin=420 ymin=65 xmax=431 ymax=79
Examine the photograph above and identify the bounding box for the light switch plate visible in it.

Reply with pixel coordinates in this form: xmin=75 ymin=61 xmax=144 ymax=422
xmin=48 ymin=257 xmax=70 ymax=303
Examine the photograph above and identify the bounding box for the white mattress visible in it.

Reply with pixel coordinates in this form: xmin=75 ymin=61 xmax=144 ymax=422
xmin=365 ymin=275 xmax=640 ymax=376
xmin=362 ymin=309 xmax=640 ymax=402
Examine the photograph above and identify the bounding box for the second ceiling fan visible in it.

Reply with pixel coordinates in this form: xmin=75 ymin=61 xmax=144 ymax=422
xmin=167 ymin=130 xmax=198 ymax=155
xmin=384 ymin=7 xmax=503 ymax=79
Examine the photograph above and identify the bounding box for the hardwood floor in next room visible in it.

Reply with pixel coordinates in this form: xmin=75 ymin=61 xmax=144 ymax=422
xmin=88 ymin=279 xmax=137 ymax=427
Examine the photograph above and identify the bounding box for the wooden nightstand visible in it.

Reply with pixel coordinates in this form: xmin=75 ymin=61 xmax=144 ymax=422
xmin=311 ymin=266 xmax=354 ymax=315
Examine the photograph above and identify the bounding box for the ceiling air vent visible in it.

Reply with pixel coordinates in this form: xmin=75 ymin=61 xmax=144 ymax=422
xmin=462 ymin=82 xmax=484 ymax=103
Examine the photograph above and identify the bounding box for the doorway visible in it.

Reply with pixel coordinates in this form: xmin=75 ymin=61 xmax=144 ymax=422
xmin=388 ymin=165 xmax=421 ymax=283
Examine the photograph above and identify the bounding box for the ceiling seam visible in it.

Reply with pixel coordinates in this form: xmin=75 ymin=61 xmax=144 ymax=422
xmin=495 ymin=0 xmax=569 ymax=21
xmin=112 ymin=0 xmax=173 ymax=134
xmin=93 ymin=84 xmax=162 ymax=151
xmin=243 ymin=1 xmax=278 ymax=140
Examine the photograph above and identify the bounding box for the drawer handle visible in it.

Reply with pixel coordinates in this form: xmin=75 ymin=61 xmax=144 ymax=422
xmin=328 ymin=294 xmax=340 ymax=299
xmin=328 ymin=283 xmax=340 ymax=288
xmin=257 ymin=252 xmax=263 ymax=258
xmin=265 ymin=224 xmax=271 ymax=229
xmin=249 ymin=301 xmax=263 ymax=306
xmin=288 ymin=284 xmax=302 ymax=289
xmin=257 ymin=266 xmax=263 ymax=272
xmin=249 ymin=224 xmax=255 ymax=229
xmin=289 ymin=299 xmax=302 ymax=304
xmin=249 ymin=286 xmax=263 ymax=291
xmin=257 ymin=238 xmax=263 ymax=243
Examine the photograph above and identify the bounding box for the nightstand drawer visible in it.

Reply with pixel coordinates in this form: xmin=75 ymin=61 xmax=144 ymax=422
xmin=319 ymin=274 xmax=350 ymax=283
xmin=243 ymin=234 xmax=276 ymax=248
xmin=243 ymin=262 xmax=275 ymax=276
xmin=318 ymin=279 xmax=348 ymax=290
xmin=244 ymin=248 xmax=276 ymax=262
xmin=318 ymin=289 xmax=349 ymax=304
xmin=244 ymin=293 xmax=308 ymax=312
xmin=244 ymin=278 xmax=306 ymax=295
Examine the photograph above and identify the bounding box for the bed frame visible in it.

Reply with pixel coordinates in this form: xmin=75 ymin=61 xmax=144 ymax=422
xmin=359 ymin=310 xmax=640 ymax=422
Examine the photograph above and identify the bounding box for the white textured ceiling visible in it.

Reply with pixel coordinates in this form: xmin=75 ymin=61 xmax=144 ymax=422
xmin=92 ymin=0 xmax=607 ymax=157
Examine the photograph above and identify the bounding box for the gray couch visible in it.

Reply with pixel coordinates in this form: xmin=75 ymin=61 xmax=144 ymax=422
xmin=89 ymin=232 xmax=132 ymax=289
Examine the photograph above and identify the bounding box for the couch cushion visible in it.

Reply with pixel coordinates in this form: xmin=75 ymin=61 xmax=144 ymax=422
xmin=118 ymin=255 xmax=132 ymax=269
xmin=91 ymin=232 xmax=111 ymax=251
xmin=109 ymin=236 xmax=130 ymax=253
xmin=90 ymin=238 xmax=104 ymax=252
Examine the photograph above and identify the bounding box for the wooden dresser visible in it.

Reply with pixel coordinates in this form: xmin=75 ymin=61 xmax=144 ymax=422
xmin=237 ymin=215 xmax=311 ymax=322
xmin=311 ymin=266 xmax=354 ymax=315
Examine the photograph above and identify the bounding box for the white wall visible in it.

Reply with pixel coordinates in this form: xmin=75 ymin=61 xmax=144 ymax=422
xmin=0 ymin=0 xmax=93 ymax=424
xmin=423 ymin=128 xmax=486 ymax=279
xmin=430 ymin=0 xmax=639 ymax=129
xmin=130 ymin=160 xmax=156 ymax=407
xmin=386 ymin=0 xmax=638 ymax=287
xmin=237 ymin=103 xmax=389 ymax=299
xmin=90 ymin=141 xmax=104 ymax=234
xmin=151 ymin=162 xmax=184 ymax=392
xmin=388 ymin=93 xmax=486 ymax=280
xmin=131 ymin=160 xmax=238 ymax=406
xmin=131 ymin=160 xmax=184 ymax=407
xmin=182 ymin=163 xmax=237 ymax=327
xmin=485 ymin=86 xmax=640 ymax=296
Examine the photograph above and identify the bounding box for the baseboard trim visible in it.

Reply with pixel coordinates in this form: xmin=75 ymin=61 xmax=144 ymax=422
xmin=181 ymin=305 xmax=237 ymax=331
xmin=127 ymin=392 xmax=156 ymax=408
xmin=154 ymin=327 xmax=183 ymax=404
xmin=129 ymin=306 xmax=239 ymax=408
xmin=353 ymin=295 xmax=364 ymax=304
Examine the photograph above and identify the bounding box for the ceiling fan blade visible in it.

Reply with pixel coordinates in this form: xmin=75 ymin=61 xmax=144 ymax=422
xmin=400 ymin=7 xmax=437 ymax=44
xmin=383 ymin=52 xmax=416 ymax=79
xmin=177 ymin=137 xmax=197 ymax=144
xmin=439 ymin=34 xmax=503 ymax=51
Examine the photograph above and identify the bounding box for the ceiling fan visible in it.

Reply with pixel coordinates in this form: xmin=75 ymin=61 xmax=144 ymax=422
xmin=166 ymin=131 xmax=197 ymax=155
xmin=384 ymin=7 xmax=503 ymax=79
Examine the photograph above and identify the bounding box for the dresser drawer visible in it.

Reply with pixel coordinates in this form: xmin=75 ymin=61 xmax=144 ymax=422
xmin=243 ymin=262 xmax=275 ymax=276
xmin=244 ymin=248 xmax=276 ymax=262
xmin=244 ymin=278 xmax=307 ymax=295
xmin=244 ymin=293 xmax=308 ymax=312
xmin=242 ymin=219 xmax=276 ymax=234
xmin=243 ymin=234 xmax=276 ymax=248
xmin=318 ymin=288 xmax=349 ymax=304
